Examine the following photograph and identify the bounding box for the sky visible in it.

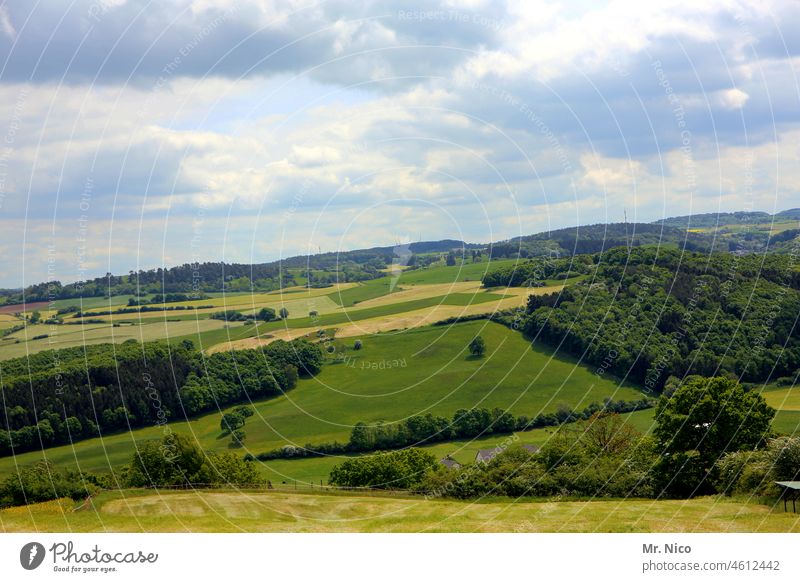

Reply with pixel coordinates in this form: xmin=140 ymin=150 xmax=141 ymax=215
xmin=0 ymin=0 xmax=798 ymax=287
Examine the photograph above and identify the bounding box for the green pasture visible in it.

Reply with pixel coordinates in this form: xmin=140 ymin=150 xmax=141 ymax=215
xmin=0 ymin=321 xmax=645 ymax=477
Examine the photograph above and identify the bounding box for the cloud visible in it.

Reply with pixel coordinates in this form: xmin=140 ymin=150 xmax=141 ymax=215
xmin=0 ymin=0 xmax=798 ymax=286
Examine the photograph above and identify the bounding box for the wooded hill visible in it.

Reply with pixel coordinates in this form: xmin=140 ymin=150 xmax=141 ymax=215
xmin=493 ymin=246 xmax=800 ymax=389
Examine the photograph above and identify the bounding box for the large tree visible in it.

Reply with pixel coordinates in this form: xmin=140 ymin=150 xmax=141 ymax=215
xmin=653 ymin=376 xmax=775 ymax=496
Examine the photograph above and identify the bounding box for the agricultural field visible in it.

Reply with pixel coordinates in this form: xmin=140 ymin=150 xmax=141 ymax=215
xmin=0 ymin=259 xmax=559 ymax=360
xmin=0 ymin=318 xmax=231 ymax=360
xmin=2 ymin=489 xmax=798 ymax=533
xmin=0 ymin=321 xmax=646 ymax=478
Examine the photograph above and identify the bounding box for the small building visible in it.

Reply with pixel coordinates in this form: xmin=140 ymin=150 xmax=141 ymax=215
xmin=439 ymin=457 xmax=461 ymax=470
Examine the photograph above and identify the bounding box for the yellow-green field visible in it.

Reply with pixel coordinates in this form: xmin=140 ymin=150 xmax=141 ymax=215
xmin=0 ymin=262 xmax=544 ymax=360
xmin=2 ymin=490 xmax=797 ymax=533
xmin=0 ymin=319 xmax=230 ymax=360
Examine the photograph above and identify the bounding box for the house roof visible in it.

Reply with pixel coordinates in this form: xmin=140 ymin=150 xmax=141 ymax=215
xmin=440 ymin=458 xmax=461 ymax=469
xmin=475 ymin=448 xmax=501 ymax=462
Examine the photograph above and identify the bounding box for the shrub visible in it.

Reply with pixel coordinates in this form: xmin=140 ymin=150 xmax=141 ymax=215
xmin=0 ymin=461 xmax=98 ymax=507
xmin=328 ymin=448 xmax=438 ymax=489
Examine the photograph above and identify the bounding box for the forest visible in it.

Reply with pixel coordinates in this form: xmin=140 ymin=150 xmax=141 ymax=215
xmin=0 ymin=339 xmax=324 ymax=456
xmin=492 ymin=246 xmax=800 ymax=388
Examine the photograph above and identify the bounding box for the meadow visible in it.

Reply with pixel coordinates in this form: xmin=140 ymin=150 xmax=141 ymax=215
xmin=0 ymin=321 xmax=645 ymax=478
xmin=2 ymin=489 xmax=797 ymax=533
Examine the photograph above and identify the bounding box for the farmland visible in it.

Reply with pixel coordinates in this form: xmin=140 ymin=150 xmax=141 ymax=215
xmin=0 ymin=260 xmax=545 ymax=360
xmin=0 ymin=321 xmax=646 ymax=478
xmin=2 ymin=490 xmax=798 ymax=533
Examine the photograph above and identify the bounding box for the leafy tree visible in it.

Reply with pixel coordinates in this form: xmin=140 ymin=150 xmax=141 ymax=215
xmin=328 ymin=448 xmax=438 ymax=489
xmin=257 ymin=307 xmax=276 ymax=322
xmin=204 ymin=452 xmax=263 ymax=486
xmin=220 ymin=412 xmax=245 ymax=434
xmin=64 ymin=417 xmax=83 ymax=438
xmin=230 ymin=429 xmax=246 ymax=447
xmin=468 ymin=336 xmax=486 ymax=357
xmin=349 ymin=422 xmax=373 ymax=451
xmin=29 ymin=311 xmax=41 ymax=324
xmin=279 ymin=307 xmax=289 ymax=319
xmin=445 ymin=252 xmax=456 ymax=267
xmin=126 ymin=433 xmax=206 ymax=487
xmin=653 ymin=376 xmax=775 ymax=496
xmin=233 ymin=406 xmax=254 ymax=419
xmin=579 ymin=412 xmax=640 ymax=456
xmin=353 ymin=339 xmax=362 ymax=350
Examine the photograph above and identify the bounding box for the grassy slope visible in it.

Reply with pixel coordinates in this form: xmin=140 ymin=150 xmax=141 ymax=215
xmin=0 ymin=321 xmax=645 ymax=477
xmin=2 ymin=490 xmax=796 ymax=533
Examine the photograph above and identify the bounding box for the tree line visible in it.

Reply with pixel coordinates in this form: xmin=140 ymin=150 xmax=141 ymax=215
xmin=253 ymin=397 xmax=654 ymax=461
xmin=0 ymin=339 xmax=323 ymax=456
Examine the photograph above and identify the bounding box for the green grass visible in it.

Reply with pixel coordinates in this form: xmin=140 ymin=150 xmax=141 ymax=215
xmin=772 ymin=411 xmax=800 ymax=435
xmin=397 ymin=259 xmax=520 ymax=285
xmin=2 ymin=489 xmax=797 ymax=532
xmin=0 ymin=321 xmax=645 ymax=477
xmin=329 ymin=277 xmax=397 ymax=306
xmin=329 ymin=259 xmax=524 ymax=306
xmin=253 ymin=291 xmax=506 ymax=332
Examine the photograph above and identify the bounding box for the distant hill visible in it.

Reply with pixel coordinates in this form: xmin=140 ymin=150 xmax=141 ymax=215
xmin=491 ymin=223 xmax=711 ymax=257
xmin=653 ymin=208 xmax=800 ymax=228
xmin=2 ymin=209 xmax=797 ymax=306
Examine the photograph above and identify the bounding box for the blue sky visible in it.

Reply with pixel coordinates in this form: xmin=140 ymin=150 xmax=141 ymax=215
xmin=0 ymin=0 xmax=798 ymax=287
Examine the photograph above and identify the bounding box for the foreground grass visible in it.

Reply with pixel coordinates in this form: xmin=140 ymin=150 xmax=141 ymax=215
xmin=2 ymin=489 xmax=798 ymax=533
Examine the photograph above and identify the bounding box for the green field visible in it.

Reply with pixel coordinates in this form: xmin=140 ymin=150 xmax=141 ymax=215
xmin=2 ymin=489 xmax=797 ymax=532
xmin=329 ymin=259 xmax=522 ymax=306
xmin=0 ymin=321 xmax=645 ymax=478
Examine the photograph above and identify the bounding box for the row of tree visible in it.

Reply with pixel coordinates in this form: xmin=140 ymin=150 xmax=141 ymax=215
xmin=254 ymin=397 xmax=654 ymax=460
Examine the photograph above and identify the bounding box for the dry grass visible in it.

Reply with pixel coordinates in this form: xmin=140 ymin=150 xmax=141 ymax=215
xmin=2 ymin=490 xmax=798 ymax=533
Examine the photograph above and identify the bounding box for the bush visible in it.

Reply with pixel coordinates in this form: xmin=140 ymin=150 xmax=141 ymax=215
xmin=328 ymin=448 xmax=438 ymax=489
xmin=230 ymin=429 xmax=246 ymax=447
xmin=1 ymin=461 xmax=98 ymax=507
xmin=353 ymin=340 xmax=362 ymax=350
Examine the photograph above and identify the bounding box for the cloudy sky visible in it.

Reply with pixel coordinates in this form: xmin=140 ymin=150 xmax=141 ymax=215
xmin=0 ymin=0 xmax=797 ymax=287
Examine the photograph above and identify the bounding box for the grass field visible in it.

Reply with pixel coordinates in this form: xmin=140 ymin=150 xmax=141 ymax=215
xmin=0 ymin=321 xmax=645 ymax=478
xmin=2 ymin=489 xmax=797 ymax=533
